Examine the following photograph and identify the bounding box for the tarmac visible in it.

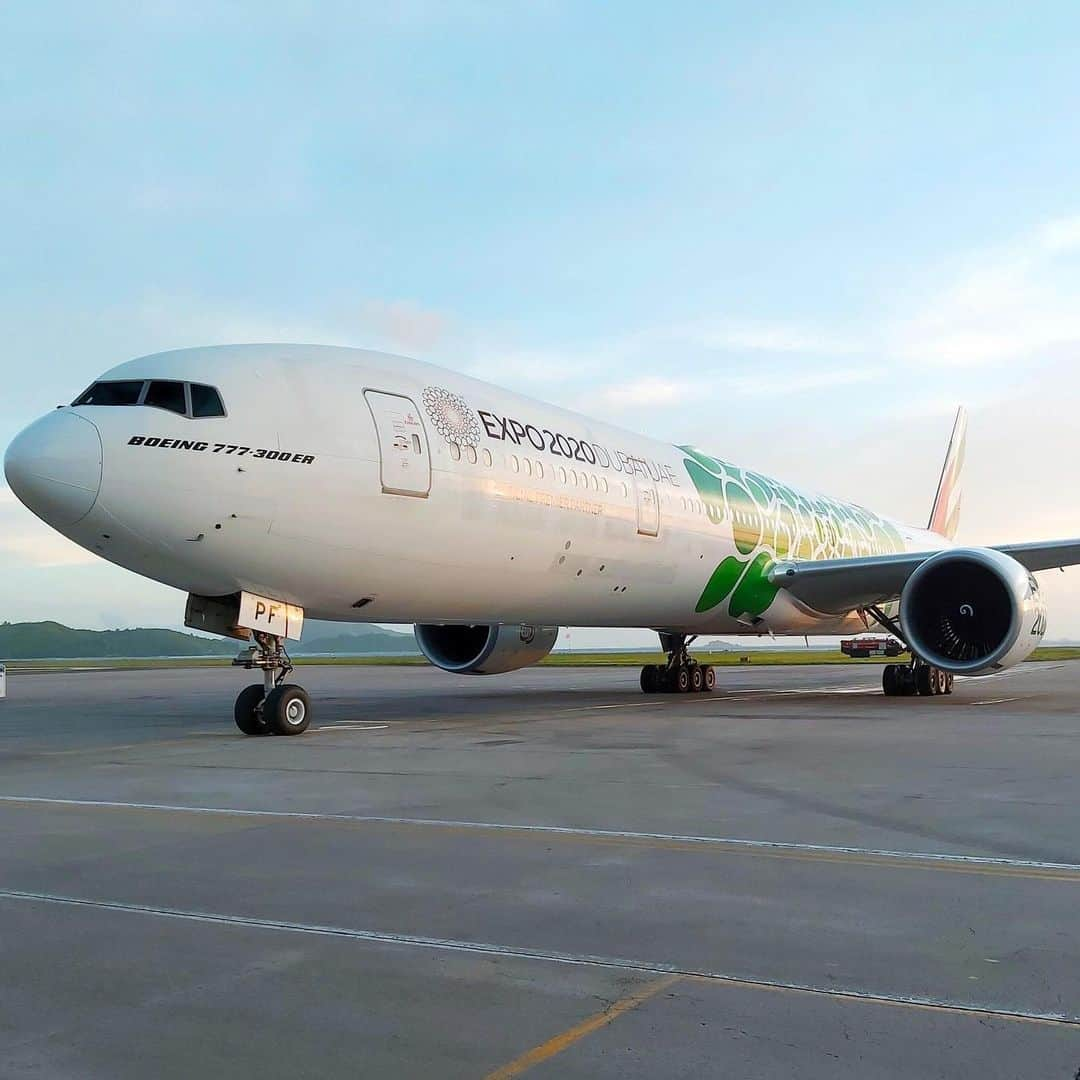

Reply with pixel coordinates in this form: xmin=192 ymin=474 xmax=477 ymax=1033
xmin=1 ymin=660 xmax=1079 ymax=1078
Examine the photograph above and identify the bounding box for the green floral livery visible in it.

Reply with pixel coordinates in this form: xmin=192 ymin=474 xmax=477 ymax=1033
xmin=680 ymin=446 xmax=906 ymax=622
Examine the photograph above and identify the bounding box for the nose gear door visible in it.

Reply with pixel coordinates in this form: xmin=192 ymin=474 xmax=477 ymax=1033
xmin=364 ymin=391 xmax=431 ymax=497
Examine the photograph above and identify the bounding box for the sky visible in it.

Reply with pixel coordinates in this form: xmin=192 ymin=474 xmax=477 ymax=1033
xmin=2 ymin=2 xmax=1080 ymax=644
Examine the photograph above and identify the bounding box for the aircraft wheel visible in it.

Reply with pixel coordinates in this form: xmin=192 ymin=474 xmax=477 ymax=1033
xmin=234 ymin=684 xmax=271 ymax=736
xmin=882 ymin=664 xmax=899 ymax=697
xmin=944 ymin=672 xmax=955 ymax=695
xmin=690 ymin=665 xmax=704 ymax=692
xmin=640 ymin=665 xmax=659 ymax=694
xmin=701 ymin=665 xmax=716 ymax=692
xmin=916 ymin=665 xmax=935 ymax=696
xmin=933 ymin=668 xmax=949 ymax=696
xmin=675 ymin=667 xmax=691 ymax=693
xmin=264 ymin=684 xmax=311 ymax=735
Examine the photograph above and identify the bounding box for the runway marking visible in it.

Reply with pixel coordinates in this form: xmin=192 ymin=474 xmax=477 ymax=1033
xmin=0 ymin=887 xmax=1076 ymax=1030
xmin=1 ymin=795 xmax=1078 ymax=881
xmin=970 ymin=698 xmax=1020 ymax=707
xmin=483 ymin=974 xmax=681 ymax=1079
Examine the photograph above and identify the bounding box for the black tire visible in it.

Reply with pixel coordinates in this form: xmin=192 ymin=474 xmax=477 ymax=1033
xmin=882 ymin=664 xmax=899 ymax=697
xmin=690 ymin=665 xmax=704 ymax=692
xmin=675 ymin=667 xmax=691 ymax=693
xmin=944 ymin=673 xmax=955 ymax=695
xmin=234 ymin=684 xmax=271 ymax=736
xmin=640 ymin=665 xmax=658 ymax=694
xmin=701 ymin=665 xmax=716 ymax=692
xmin=264 ymin=684 xmax=311 ymax=735
xmin=933 ymin=668 xmax=948 ymax=696
xmin=916 ymin=665 xmax=935 ymax=696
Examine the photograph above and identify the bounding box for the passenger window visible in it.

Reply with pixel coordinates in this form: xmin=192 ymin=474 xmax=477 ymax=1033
xmin=189 ymin=384 xmax=226 ymax=418
xmin=523 ymin=458 xmax=532 ymax=476
xmin=466 ymin=445 xmax=477 ymax=464
xmin=482 ymin=449 xmax=492 ymax=467
xmin=450 ymin=443 xmax=461 ymax=461
xmin=73 ymin=380 xmax=145 ymax=406
xmin=536 ymin=462 xmax=544 ymax=480
xmin=144 ymin=380 xmax=187 ymax=416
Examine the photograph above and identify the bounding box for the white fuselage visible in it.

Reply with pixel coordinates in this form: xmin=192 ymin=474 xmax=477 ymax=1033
xmin=6 ymin=345 xmax=947 ymax=636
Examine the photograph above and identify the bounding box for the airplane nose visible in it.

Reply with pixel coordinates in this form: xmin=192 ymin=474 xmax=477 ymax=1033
xmin=4 ymin=411 xmax=103 ymax=527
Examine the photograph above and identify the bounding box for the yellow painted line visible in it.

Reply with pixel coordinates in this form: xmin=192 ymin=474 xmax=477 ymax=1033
xmin=483 ymin=974 xmax=681 ymax=1079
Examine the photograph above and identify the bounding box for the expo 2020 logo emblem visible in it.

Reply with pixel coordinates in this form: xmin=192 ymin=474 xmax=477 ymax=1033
xmin=422 ymin=386 xmax=483 ymax=448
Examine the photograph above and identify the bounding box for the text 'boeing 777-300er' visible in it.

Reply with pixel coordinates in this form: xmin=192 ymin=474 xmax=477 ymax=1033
xmin=5 ymin=344 xmax=1079 ymax=735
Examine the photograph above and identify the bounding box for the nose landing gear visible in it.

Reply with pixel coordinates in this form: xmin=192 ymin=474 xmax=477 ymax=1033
xmin=640 ymin=633 xmax=715 ymax=694
xmin=233 ymin=632 xmax=312 ymax=735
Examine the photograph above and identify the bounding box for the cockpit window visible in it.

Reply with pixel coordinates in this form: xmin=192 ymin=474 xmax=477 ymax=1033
xmin=189 ymin=383 xmax=226 ymax=418
xmin=144 ymin=380 xmax=187 ymax=416
xmin=72 ymin=379 xmax=226 ymax=418
xmin=73 ymin=380 xmax=145 ymax=406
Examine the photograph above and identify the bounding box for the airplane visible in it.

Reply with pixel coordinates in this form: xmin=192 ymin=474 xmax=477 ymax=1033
xmin=5 ymin=344 xmax=1078 ymax=737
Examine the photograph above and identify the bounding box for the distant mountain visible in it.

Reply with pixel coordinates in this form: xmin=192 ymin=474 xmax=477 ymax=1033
xmin=0 ymin=620 xmax=419 ymax=659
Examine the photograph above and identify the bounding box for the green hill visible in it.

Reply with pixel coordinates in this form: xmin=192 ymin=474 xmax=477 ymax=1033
xmin=0 ymin=620 xmax=418 ymax=660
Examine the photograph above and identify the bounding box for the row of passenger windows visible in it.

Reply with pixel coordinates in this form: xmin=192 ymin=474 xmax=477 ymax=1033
xmin=449 ymin=442 xmax=633 ymax=497
xmin=73 ymin=380 xmax=226 ymax=418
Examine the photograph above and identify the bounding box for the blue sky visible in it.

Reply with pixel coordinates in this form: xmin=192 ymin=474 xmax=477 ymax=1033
xmin=3 ymin=2 xmax=1080 ymax=639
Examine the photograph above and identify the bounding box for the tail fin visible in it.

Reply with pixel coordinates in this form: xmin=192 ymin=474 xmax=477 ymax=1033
xmin=928 ymin=406 xmax=966 ymax=541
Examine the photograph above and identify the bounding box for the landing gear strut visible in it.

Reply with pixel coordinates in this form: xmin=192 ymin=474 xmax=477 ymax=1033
xmin=640 ymin=633 xmax=715 ymax=694
xmin=866 ymin=605 xmax=954 ymax=699
xmin=233 ymin=632 xmax=311 ymax=735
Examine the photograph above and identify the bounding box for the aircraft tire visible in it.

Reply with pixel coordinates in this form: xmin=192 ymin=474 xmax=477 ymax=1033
xmin=675 ymin=667 xmax=691 ymax=693
xmin=640 ymin=665 xmax=659 ymax=694
xmin=944 ymin=672 xmax=955 ymax=695
xmin=265 ymin=684 xmax=312 ymax=735
xmin=234 ymin=684 xmax=271 ymax=736
xmin=916 ymin=665 xmax=935 ymax=696
xmin=690 ymin=665 xmax=704 ymax=692
xmin=882 ymin=664 xmax=899 ymax=697
xmin=701 ymin=665 xmax=716 ymax=692
xmin=933 ymin=668 xmax=949 ymax=696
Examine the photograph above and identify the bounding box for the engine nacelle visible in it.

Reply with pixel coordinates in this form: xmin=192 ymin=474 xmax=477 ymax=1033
xmin=900 ymin=548 xmax=1046 ymax=676
xmin=414 ymin=623 xmax=559 ymax=675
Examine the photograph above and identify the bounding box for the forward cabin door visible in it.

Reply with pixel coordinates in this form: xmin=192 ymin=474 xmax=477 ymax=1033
xmin=365 ymin=391 xmax=431 ymax=497
xmin=635 ymin=478 xmax=660 ymax=537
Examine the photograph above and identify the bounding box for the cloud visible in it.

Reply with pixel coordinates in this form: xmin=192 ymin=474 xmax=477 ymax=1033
xmin=359 ymin=299 xmax=451 ymax=351
xmin=0 ymin=487 xmax=98 ymax=568
xmin=600 ymin=376 xmax=694 ymax=409
xmin=884 ymin=214 xmax=1080 ymax=367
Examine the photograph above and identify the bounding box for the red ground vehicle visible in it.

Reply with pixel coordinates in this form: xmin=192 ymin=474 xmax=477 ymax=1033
xmin=840 ymin=636 xmax=905 ymax=659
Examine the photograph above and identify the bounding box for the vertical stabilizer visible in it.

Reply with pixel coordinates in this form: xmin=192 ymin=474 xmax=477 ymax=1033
xmin=928 ymin=407 xmax=966 ymax=540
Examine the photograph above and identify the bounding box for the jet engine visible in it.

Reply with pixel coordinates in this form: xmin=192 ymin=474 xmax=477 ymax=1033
xmin=414 ymin=623 xmax=559 ymax=675
xmin=900 ymin=548 xmax=1046 ymax=675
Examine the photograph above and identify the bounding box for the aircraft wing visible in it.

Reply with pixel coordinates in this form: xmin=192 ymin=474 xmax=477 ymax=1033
xmin=768 ymin=539 xmax=1080 ymax=616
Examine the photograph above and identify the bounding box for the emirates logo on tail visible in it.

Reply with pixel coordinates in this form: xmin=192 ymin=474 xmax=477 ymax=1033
xmin=928 ymin=407 xmax=967 ymax=541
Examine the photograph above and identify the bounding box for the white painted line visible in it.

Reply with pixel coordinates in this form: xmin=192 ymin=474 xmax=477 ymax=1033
xmin=0 ymin=795 xmax=1075 ymax=874
xmin=314 ymin=723 xmax=389 ymax=731
xmin=970 ymin=699 xmax=1019 ymax=707
xmin=0 ymin=887 xmax=1075 ymax=1028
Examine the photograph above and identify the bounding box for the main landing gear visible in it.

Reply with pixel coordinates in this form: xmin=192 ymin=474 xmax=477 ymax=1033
xmin=864 ymin=604 xmax=953 ymax=699
xmin=640 ymin=633 xmax=716 ymax=694
xmin=232 ymin=631 xmax=311 ymax=736
xmin=881 ymin=661 xmax=953 ymax=697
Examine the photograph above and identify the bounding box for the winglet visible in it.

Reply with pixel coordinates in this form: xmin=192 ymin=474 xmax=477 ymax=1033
xmin=928 ymin=407 xmax=966 ymax=541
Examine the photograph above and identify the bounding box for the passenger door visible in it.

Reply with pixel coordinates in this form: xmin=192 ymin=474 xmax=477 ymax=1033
xmin=635 ymin=478 xmax=660 ymax=537
xmin=365 ymin=391 xmax=431 ymax=497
